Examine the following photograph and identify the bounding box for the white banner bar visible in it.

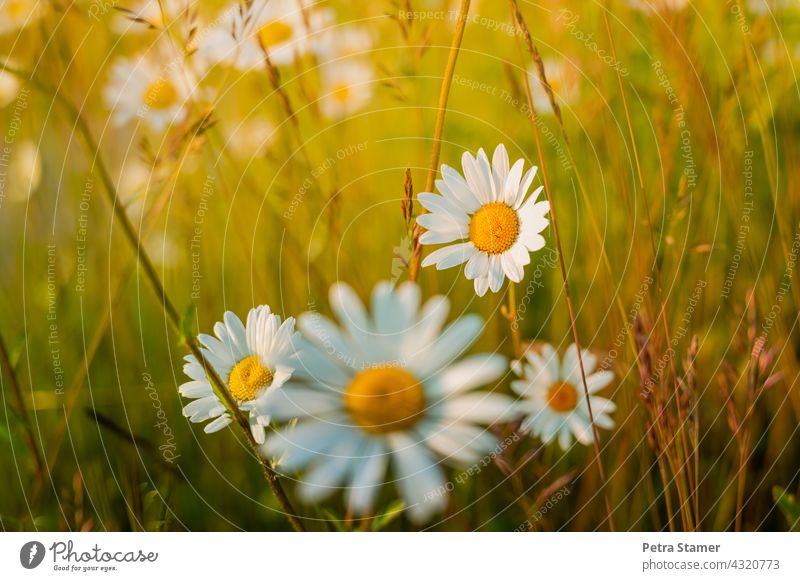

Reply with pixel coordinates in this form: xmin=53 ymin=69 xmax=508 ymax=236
xmin=1 ymin=533 xmax=798 ymax=580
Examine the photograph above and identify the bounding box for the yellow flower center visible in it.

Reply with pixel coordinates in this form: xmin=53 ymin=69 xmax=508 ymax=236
xmin=142 ymin=79 xmax=178 ymax=111
xmin=547 ymin=380 xmax=578 ymax=413
xmin=331 ymin=83 xmax=351 ymax=104
xmin=469 ymin=202 xmax=520 ymax=254
xmin=228 ymin=355 xmax=273 ymax=402
xmin=257 ymin=20 xmax=294 ymax=49
xmin=344 ymin=367 xmax=426 ymax=434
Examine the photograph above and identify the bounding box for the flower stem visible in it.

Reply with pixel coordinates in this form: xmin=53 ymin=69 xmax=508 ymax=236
xmin=409 ymin=0 xmax=471 ymax=282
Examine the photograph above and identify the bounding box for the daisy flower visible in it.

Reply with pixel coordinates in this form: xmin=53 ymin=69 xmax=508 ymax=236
xmin=103 ymin=48 xmax=199 ymax=132
xmin=529 ymin=59 xmax=580 ymax=114
xmin=179 ymin=306 xmax=301 ymax=444
xmin=419 ymin=144 xmax=550 ymax=296
xmin=319 ymin=60 xmax=374 ymax=120
xmin=0 ymin=0 xmax=44 ymax=36
xmin=197 ymin=0 xmax=332 ymax=71
xmin=263 ymin=281 xmax=514 ymax=522
xmin=511 ymin=343 xmax=616 ymax=451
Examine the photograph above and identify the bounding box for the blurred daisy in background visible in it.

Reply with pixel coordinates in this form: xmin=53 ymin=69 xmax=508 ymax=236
xmin=626 ymin=0 xmax=689 ymax=12
xmin=198 ymin=0 xmax=332 ymax=71
xmin=316 ymin=25 xmax=373 ymax=63
xmin=264 ymin=281 xmax=514 ymax=522
xmin=319 ymin=60 xmax=374 ymax=120
xmin=224 ymin=117 xmax=277 ymax=159
xmin=179 ymin=307 xmax=301 ymax=444
xmin=420 ymin=144 xmax=550 ymax=296
xmin=529 ymin=59 xmax=580 ymax=114
xmin=747 ymin=0 xmax=797 ymax=15
xmin=115 ymin=157 xmax=159 ymax=222
xmin=104 ymin=47 xmax=200 ymax=132
xmin=511 ymin=343 xmax=616 ymax=451
xmin=3 ymin=139 xmax=42 ymax=203
xmin=0 ymin=0 xmax=44 ymax=35
xmin=0 ymin=62 xmax=20 ymax=108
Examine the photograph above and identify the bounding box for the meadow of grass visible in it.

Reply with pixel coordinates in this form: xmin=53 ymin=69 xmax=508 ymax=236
xmin=1 ymin=0 xmax=799 ymax=532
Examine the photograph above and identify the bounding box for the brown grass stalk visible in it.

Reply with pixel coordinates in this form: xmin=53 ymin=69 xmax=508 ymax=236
xmin=408 ymin=0 xmax=471 ymax=282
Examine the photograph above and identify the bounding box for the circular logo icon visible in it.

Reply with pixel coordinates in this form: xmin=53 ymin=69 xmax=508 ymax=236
xmin=19 ymin=541 xmax=46 ymax=569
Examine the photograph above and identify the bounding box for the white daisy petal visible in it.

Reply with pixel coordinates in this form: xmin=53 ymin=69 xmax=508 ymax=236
xmin=500 ymin=251 xmax=524 ymax=283
xmin=418 ymin=192 xmax=469 ymax=221
xmin=441 ymin=166 xmax=482 ymax=210
xmin=465 ymin=251 xmax=489 ymax=280
xmin=297 ymin=435 xmax=362 ymax=503
xmin=388 ymin=432 xmax=447 ymax=523
xmin=204 ymin=414 xmax=232 ymax=433
xmin=587 ymin=370 xmax=614 ymax=393
xmin=503 ymin=158 xmax=524 ymax=206
xmin=429 ymin=354 xmax=507 ymax=395
xmin=419 ymin=228 xmax=468 ymax=245
xmin=474 ymin=275 xmax=490 ymax=297
xmin=347 ymin=439 xmax=389 ymax=515
xmin=440 ymin=392 xmax=517 ymax=424
xmin=412 ymin=315 xmax=483 ymax=377
xmin=421 ymin=422 xmax=496 ymax=464
xmin=421 ymin=242 xmax=475 ymax=270
xmin=492 ymin=143 xmax=510 ymax=186
xmin=488 ymin=255 xmax=505 ymax=292
xmin=461 ymin=151 xmax=492 ymax=203
xmin=516 ymin=167 xmax=539 ymax=208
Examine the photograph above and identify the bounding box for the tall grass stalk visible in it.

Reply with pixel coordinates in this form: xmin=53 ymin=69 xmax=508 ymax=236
xmin=408 ymin=0 xmax=471 ymax=282
xmin=600 ymin=5 xmax=699 ymax=530
xmin=508 ymin=0 xmax=615 ymax=531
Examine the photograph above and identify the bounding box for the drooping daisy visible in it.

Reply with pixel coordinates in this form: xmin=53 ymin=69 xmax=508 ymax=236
xmin=529 ymin=59 xmax=580 ymax=114
xmin=0 ymin=0 xmax=44 ymax=36
xmin=419 ymin=144 xmax=550 ymax=296
xmin=179 ymin=307 xmax=301 ymax=444
xmin=263 ymin=281 xmax=514 ymax=522
xmin=511 ymin=343 xmax=616 ymax=451
xmin=103 ymin=48 xmax=199 ymax=132
xmin=319 ymin=60 xmax=374 ymax=119
xmin=197 ymin=0 xmax=332 ymax=71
